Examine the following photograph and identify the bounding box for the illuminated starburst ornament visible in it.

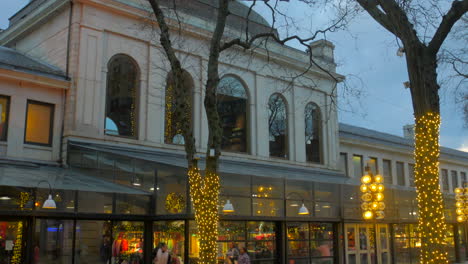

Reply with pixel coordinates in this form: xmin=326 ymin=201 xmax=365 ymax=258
xmin=455 ymin=185 xmax=468 ymax=223
xmin=360 ymin=165 xmax=385 ymax=220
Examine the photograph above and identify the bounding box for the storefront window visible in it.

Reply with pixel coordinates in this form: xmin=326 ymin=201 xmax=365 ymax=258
xmin=153 ymin=221 xmax=185 ymax=264
xmin=189 ymin=221 xmax=276 ymax=264
xmin=115 ymin=194 xmax=149 ymax=215
xmin=310 ymin=223 xmax=334 ymax=262
xmin=0 ymin=187 xmax=33 ymax=211
xmin=252 ymin=177 xmax=283 ymax=199
xmin=315 ymin=183 xmax=339 ymax=218
xmin=156 ymin=167 xmax=187 ymax=215
xmin=393 ymin=224 xmax=420 ymax=264
xmin=78 ymin=191 xmax=113 ymax=214
xmin=219 ymin=196 xmax=251 ymax=216
xmin=220 ymin=173 xmax=250 ymax=197
xmin=112 ymin=221 xmax=144 ymax=264
xmin=457 ymin=225 xmax=467 ymax=261
xmin=287 ymin=222 xmax=334 ymax=264
xmin=287 ymin=222 xmax=309 ymax=261
xmin=34 ymin=219 xmax=74 ymax=264
xmin=74 ymin=220 xmax=112 ymax=264
xmin=252 ymin=198 xmax=283 ymax=217
xmin=0 ymin=220 xmax=26 ymax=264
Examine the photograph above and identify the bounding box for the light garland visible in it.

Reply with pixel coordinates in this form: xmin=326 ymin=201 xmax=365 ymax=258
xmin=414 ymin=112 xmax=448 ymax=264
xmin=10 ymin=192 xmax=29 ymax=264
xmin=188 ymin=167 xmax=220 ymax=264
xmin=455 ymin=186 xmax=468 ymax=222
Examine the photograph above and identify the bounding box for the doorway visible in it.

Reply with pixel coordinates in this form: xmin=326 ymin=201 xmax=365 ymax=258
xmin=344 ymin=223 xmax=391 ymax=264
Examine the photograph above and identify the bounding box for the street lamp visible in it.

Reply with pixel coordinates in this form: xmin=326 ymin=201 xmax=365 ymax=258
xmin=37 ymin=180 xmax=57 ymax=209
xmin=360 ymin=166 xmax=385 ymax=220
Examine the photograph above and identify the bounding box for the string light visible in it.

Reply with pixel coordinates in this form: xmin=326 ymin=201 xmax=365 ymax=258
xmin=11 ymin=192 xmax=29 ymax=264
xmin=414 ymin=112 xmax=448 ymax=263
xmin=455 ymin=186 xmax=468 ymax=223
xmin=188 ymin=167 xmax=220 ymax=264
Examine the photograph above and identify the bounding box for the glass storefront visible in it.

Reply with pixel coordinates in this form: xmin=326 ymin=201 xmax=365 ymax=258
xmin=153 ymin=221 xmax=185 ymax=264
xmin=0 ymin=220 xmax=26 ymax=264
xmin=75 ymin=220 xmax=112 ymax=264
xmin=112 ymin=221 xmax=144 ymax=264
xmin=34 ymin=219 xmax=74 ymax=264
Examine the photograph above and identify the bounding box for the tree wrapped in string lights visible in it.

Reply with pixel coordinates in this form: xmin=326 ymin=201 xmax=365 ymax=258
xmin=455 ymin=184 xmax=468 ymax=223
xmin=360 ymin=166 xmax=385 ymax=220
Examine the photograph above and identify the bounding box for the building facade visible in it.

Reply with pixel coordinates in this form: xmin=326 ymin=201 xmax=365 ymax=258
xmin=0 ymin=0 xmax=466 ymax=264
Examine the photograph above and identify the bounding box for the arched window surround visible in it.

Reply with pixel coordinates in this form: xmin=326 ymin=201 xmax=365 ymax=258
xmin=217 ymin=74 xmax=251 ymax=154
xmin=304 ymin=102 xmax=323 ymax=164
xmin=104 ymin=54 xmax=140 ymax=138
xmin=268 ymin=93 xmax=289 ymax=159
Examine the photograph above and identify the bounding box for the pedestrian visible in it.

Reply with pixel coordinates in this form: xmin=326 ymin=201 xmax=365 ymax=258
xmin=154 ymin=243 xmax=171 ymax=264
xmin=237 ymin=247 xmax=250 ymax=264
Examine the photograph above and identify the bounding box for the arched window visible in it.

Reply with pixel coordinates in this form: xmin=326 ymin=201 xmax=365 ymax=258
xmin=105 ymin=54 xmax=139 ymax=137
xmin=217 ymin=76 xmax=248 ymax=152
xmin=268 ymin=93 xmax=288 ymax=158
xmin=164 ymin=71 xmax=194 ymax=144
xmin=305 ymin=102 xmax=322 ymax=163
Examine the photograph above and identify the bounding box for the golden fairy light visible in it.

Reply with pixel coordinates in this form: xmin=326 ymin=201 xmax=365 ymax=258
xmin=360 ymin=165 xmax=385 ymax=220
xmin=414 ymin=112 xmax=448 ymax=264
xmin=455 ymin=185 xmax=468 ymax=223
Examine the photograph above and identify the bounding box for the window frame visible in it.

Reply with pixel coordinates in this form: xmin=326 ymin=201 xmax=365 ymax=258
xmin=353 ymin=155 xmax=363 ymax=178
xmin=396 ymin=161 xmax=405 ymax=186
xmin=216 ymin=74 xmax=250 ymax=154
xmin=104 ymin=54 xmax=140 ymax=138
xmin=304 ymin=102 xmax=323 ymax=164
xmin=382 ymin=159 xmax=393 ymax=185
xmin=339 ymin=152 xmax=348 ymax=177
xmin=441 ymin=169 xmax=449 ymax=192
xmin=24 ymin=99 xmax=55 ymax=147
xmin=0 ymin=95 xmax=10 ymax=141
xmin=268 ymin=93 xmax=289 ymax=159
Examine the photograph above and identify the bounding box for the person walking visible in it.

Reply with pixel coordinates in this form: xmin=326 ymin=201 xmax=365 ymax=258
xmin=154 ymin=243 xmax=171 ymax=264
xmin=237 ymin=247 xmax=250 ymax=264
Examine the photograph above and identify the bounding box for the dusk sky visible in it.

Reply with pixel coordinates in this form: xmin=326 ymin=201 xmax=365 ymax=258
xmin=1 ymin=0 xmax=466 ymax=152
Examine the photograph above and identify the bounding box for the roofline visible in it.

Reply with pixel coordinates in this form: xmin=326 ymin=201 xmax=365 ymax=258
xmin=0 ymin=67 xmax=70 ymax=89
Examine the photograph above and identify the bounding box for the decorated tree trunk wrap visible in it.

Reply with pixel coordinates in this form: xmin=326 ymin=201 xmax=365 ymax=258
xmin=188 ymin=166 xmax=220 ymax=264
xmin=414 ymin=112 xmax=448 ymax=264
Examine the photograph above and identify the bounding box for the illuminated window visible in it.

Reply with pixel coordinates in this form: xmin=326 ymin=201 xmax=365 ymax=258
xmin=0 ymin=95 xmax=10 ymax=141
xmin=24 ymin=100 xmax=54 ymax=146
xmin=105 ymin=54 xmax=139 ymax=137
xmin=305 ymin=103 xmax=321 ymax=163
xmin=164 ymin=71 xmax=194 ymax=144
xmin=353 ymin=155 xmax=363 ymax=178
xmin=268 ymin=94 xmax=288 ymax=158
xmin=217 ymin=76 xmax=248 ymax=153
xmin=368 ymin=157 xmax=378 ymax=175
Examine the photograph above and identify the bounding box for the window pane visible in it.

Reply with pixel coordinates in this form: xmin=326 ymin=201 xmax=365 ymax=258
xmin=153 ymin=221 xmax=185 ymax=264
xmin=35 ymin=189 xmax=75 ymax=212
xmin=252 ymin=177 xmax=283 ymax=199
xmin=253 ymin=198 xmax=283 ymax=217
xmin=286 ymin=180 xmax=313 ymax=201
xmin=0 ymin=96 xmax=10 ymax=141
xmin=315 ymin=202 xmax=339 ymax=218
xmin=156 ymin=167 xmax=187 ymax=215
xmin=220 ymin=173 xmax=250 ymax=197
xmin=353 ymin=155 xmax=363 ymax=178
xmin=451 ymin=171 xmax=458 ymax=189
xmin=286 ymin=200 xmax=313 ymax=217
xmin=25 ymin=101 xmax=53 ymax=145
xmin=105 ymin=55 xmax=138 ymax=137
xmin=287 ymin=222 xmax=309 ymax=240
xmin=0 ymin=220 xmax=27 ymax=263
xmin=305 ymin=103 xmax=321 ymax=163
xmin=315 ymin=183 xmax=338 ymax=202
xmin=339 ymin=153 xmax=348 ymax=176
xmin=383 ymin=159 xmax=392 ymax=185
xmin=217 ymin=76 xmax=248 ymax=152
xmin=441 ymin=169 xmax=449 ymax=191
xmin=408 ymin=164 xmax=415 ymax=187
xmin=247 ymin=221 xmax=276 ymax=241
xmin=461 ymin=172 xmax=467 ymax=186
xmin=34 ymin=219 xmax=74 ymax=264
xmin=112 ymin=221 xmax=144 ymax=263
xmin=396 ymin=162 xmax=405 ymax=186
xmin=311 ymin=223 xmax=334 ymax=240
xmin=268 ymin=94 xmax=288 ymax=158
xmin=219 ymin=196 xmax=251 ymax=216
xmin=78 ymin=191 xmax=113 ymax=214
xmin=0 ymin=187 xmax=33 ymax=211
xmin=74 ymin=221 xmax=112 ymax=264
xmin=164 ymin=71 xmax=193 ymax=144
xmin=115 ymin=194 xmax=149 ymax=215
xmin=367 ymin=157 xmax=378 ymax=174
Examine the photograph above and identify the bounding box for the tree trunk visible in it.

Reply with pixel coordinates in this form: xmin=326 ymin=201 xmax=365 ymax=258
xmin=407 ymin=45 xmax=449 ymax=264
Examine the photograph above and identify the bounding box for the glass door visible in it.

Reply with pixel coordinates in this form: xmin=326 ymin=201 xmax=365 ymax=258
xmin=345 ymin=224 xmax=390 ymax=264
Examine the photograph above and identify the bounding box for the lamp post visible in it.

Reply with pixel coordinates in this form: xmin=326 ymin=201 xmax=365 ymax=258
xmin=37 ymin=180 xmax=57 ymax=209
xmin=360 ymin=164 xmax=385 ymax=263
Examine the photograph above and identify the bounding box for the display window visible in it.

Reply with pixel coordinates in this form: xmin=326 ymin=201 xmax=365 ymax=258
xmin=34 ymin=219 xmax=73 ymax=264
xmin=75 ymin=220 xmax=112 ymax=264
xmin=189 ymin=221 xmax=276 ymax=264
xmin=153 ymin=221 xmax=185 ymax=264
xmin=287 ymin=222 xmax=334 ymax=264
xmin=112 ymin=221 xmax=144 ymax=264
xmin=0 ymin=220 xmax=26 ymax=264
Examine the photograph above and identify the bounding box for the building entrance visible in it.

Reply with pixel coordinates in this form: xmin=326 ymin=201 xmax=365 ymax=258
xmin=345 ymin=223 xmax=390 ymax=264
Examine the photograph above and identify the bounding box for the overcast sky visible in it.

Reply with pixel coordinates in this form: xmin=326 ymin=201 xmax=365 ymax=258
xmin=0 ymin=0 xmax=466 ymax=152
